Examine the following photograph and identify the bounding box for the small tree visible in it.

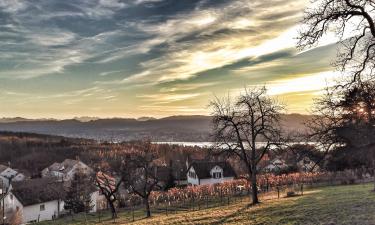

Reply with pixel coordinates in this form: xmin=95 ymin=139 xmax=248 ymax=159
xmin=210 ymin=87 xmax=284 ymax=204
xmin=8 ymin=209 xmax=22 ymax=225
xmin=95 ymin=171 xmax=121 ymax=219
xmin=122 ymin=140 xmax=163 ymax=218
xmin=64 ymin=173 xmax=94 ymax=215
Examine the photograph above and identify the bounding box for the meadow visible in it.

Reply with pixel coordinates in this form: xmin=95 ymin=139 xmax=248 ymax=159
xmin=39 ymin=183 xmax=375 ymax=225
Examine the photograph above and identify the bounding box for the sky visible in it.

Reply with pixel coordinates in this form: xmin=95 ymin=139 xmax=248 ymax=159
xmin=0 ymin=0 xmax=342 ymax=119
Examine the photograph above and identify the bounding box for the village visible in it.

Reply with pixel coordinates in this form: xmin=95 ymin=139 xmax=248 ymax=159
xmin=0 ymin=145 xmax=323 ymax=224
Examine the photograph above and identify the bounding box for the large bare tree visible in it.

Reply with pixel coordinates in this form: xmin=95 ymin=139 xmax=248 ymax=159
xmin=298 ymin=0 xmax=375 ymax=81
xmin=122 ymin=140 xmax=164 ymax=218
xmin=210 ymin=87 xmax=284 ymax=204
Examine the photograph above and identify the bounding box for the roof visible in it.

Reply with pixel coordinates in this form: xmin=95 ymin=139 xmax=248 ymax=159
xmin=189 ymin=161 xmax=236 ymax=179
xmin=154 ymin=166 xmax=171 ymax=182
xmin=0 ymin=164 xmax=8 ymax=173
xmin=48 ymin=162 xmax=61 ymax=171
xmin=11 ymin=178 xmax=65 ymax=206
xmin=47 ymin=159 xmax=86 ymax=174
xmin=171 ymin=164 xmax=187 ymax=180
xmin=96 ymin=171 xmax=116 ymax=192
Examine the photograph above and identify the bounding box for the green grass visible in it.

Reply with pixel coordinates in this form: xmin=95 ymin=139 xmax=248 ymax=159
xmin=39 ymin=183 xmax=375 ymax=225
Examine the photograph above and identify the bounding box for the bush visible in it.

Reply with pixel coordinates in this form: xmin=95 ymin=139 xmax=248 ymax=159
xmin=286 ymin=191 xmax=297 ymax=197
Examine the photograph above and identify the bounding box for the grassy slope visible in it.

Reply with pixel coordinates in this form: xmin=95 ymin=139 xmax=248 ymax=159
xmin=40 ymin=183 xmax=375 ymax=225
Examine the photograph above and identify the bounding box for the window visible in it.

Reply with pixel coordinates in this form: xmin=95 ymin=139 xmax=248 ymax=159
xmin=189 ymin=171 xmax=196 ymax=179
xmin=213 ymin=172 xmax=222 ymax=179
xmin=40 ymin=204 xmax=45 ymax=211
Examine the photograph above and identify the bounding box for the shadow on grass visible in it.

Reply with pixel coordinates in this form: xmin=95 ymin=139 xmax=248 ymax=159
xmin=210 ymin=191 xmax=315 ymax=225
xmin=210 ymin=203 xmax=254 ymax=225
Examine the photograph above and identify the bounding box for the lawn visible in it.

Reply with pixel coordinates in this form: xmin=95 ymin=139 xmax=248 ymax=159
xmin=39 ymin=183 xmax=375 ymax=225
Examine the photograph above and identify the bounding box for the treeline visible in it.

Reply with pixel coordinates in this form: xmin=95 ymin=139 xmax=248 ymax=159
xmin=0 ymin=132 xmax=210 ymax=177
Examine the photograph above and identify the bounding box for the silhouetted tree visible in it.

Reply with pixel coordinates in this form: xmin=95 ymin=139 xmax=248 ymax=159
xmin=64 ymin=173 xmax=94 ymax=215
xmin=95 ymin=171 xmax=121 ymax=219
xmin=210 ymin=87 xmax=284 ymax=204
xmin=122 ymin=140 xmax=163 ymax=218
xmin=298 ymin=0 xmax=375 ymax=81
xmin=308 ymin=81 xmax=375 ymax=188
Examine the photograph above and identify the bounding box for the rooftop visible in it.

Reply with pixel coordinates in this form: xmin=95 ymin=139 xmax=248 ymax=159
xmin=12 ymin=178 xmax=65 ymax=206
xmin=189 ymin=161 xmax=236 ymax=179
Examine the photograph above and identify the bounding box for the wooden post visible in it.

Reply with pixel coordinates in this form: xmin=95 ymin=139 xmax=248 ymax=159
xmin=301 ymin=184 xmax=304 ymax=196
xmin=277 ymin=186 xmax=280 ymax=199
xmin=220 ymin=189 xmax=223 ymax=205
xmin=132 ymin=205 xmax=135 ymax=222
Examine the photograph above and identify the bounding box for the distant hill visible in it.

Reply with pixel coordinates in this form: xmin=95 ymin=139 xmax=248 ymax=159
xmin=0 ymin=114 xmax=312 ymax=142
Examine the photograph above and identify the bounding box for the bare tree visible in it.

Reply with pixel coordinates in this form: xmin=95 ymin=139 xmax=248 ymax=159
xmin=308 ymin=81 xmax=375 ymax=188
xmin=64 ymin=173 xmax=94 ymax=218
xmin=122 ymin=140 xmax=163 ymax=218
xmin=210 ymin=87 xmax=284 ymax=204
xmin=298 ymin=0 xmax=375 ymax=81
xmin=95 ymin=171 xmax=121 ymax=219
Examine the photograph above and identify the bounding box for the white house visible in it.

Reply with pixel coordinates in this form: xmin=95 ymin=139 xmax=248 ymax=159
xmin=2 ymin=178 xmax=65 ymax=224
xmin=187 ymin=161 xmax=236 ymax=185
xmin=0 ymin=164 xmax=26 ymax=191
xmin=2 ymin=178 xmax=101 ymax=224
xmin=297 ymin=156 xmax=320 ymax=172
xmin=264 ymin=158 xmax=288 ymax=172
xmin=42 ymin=159 xmax=94 ymax=182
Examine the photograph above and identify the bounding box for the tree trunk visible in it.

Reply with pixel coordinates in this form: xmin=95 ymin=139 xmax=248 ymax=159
xmin=144 ymin=197 xmax=151 ymax=218
xmin=108 ymin=200 xmax=117 ymax=219
xmin=251 ymin=171 xmax=259 ymax=204
xmin=373 ymin=159 xmax=375 ymax=191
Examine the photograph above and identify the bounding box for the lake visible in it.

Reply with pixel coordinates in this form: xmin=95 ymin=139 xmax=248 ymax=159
xmin=154 ymin=141 xmax=319 ymax=149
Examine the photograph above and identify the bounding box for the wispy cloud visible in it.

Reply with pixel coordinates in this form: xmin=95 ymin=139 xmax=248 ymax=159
xmin=137 ymin=93 xmax=203 ymax=104
xmin=117 ymin=0 xmax=306 ymax=84
xmin=0 ymin=0 xmax=340 ymax=117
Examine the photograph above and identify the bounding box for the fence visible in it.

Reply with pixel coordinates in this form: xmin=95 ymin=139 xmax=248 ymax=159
xmin=52 ymin=169 xmax=375 ymax=224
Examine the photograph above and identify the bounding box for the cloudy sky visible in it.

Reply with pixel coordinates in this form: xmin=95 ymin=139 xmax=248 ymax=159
xmin=0 ymin=0 xmax=341 ymax=119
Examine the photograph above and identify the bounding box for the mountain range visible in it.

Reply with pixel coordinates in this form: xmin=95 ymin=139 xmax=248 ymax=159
xmin=0 ymin=114 xmax=312 ymax=142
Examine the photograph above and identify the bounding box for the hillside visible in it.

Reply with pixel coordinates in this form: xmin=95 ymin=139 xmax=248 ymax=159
xmin=0 ymin=114 xmax=312 ymax=142
xmin=38 ymin=183 xmax=375 ymax=225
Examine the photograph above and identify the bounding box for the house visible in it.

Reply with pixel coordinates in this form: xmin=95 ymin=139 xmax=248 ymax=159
xmin=2 ymin=178 xmax=65 ymax=224
xmin=42 ymin=159 xmax=94 ymax=182
xmin=264 ymin=158 xmax=288 ymax=172
xmin=0 ymin=164 xmax=26 ymax=191
xmin=297 ymin=156 xmax=320 ymax=172
xmin=186 ymin=161 xmax=236 ymax=185
xmin=2 ymin=177 xmax=101 ymax=224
